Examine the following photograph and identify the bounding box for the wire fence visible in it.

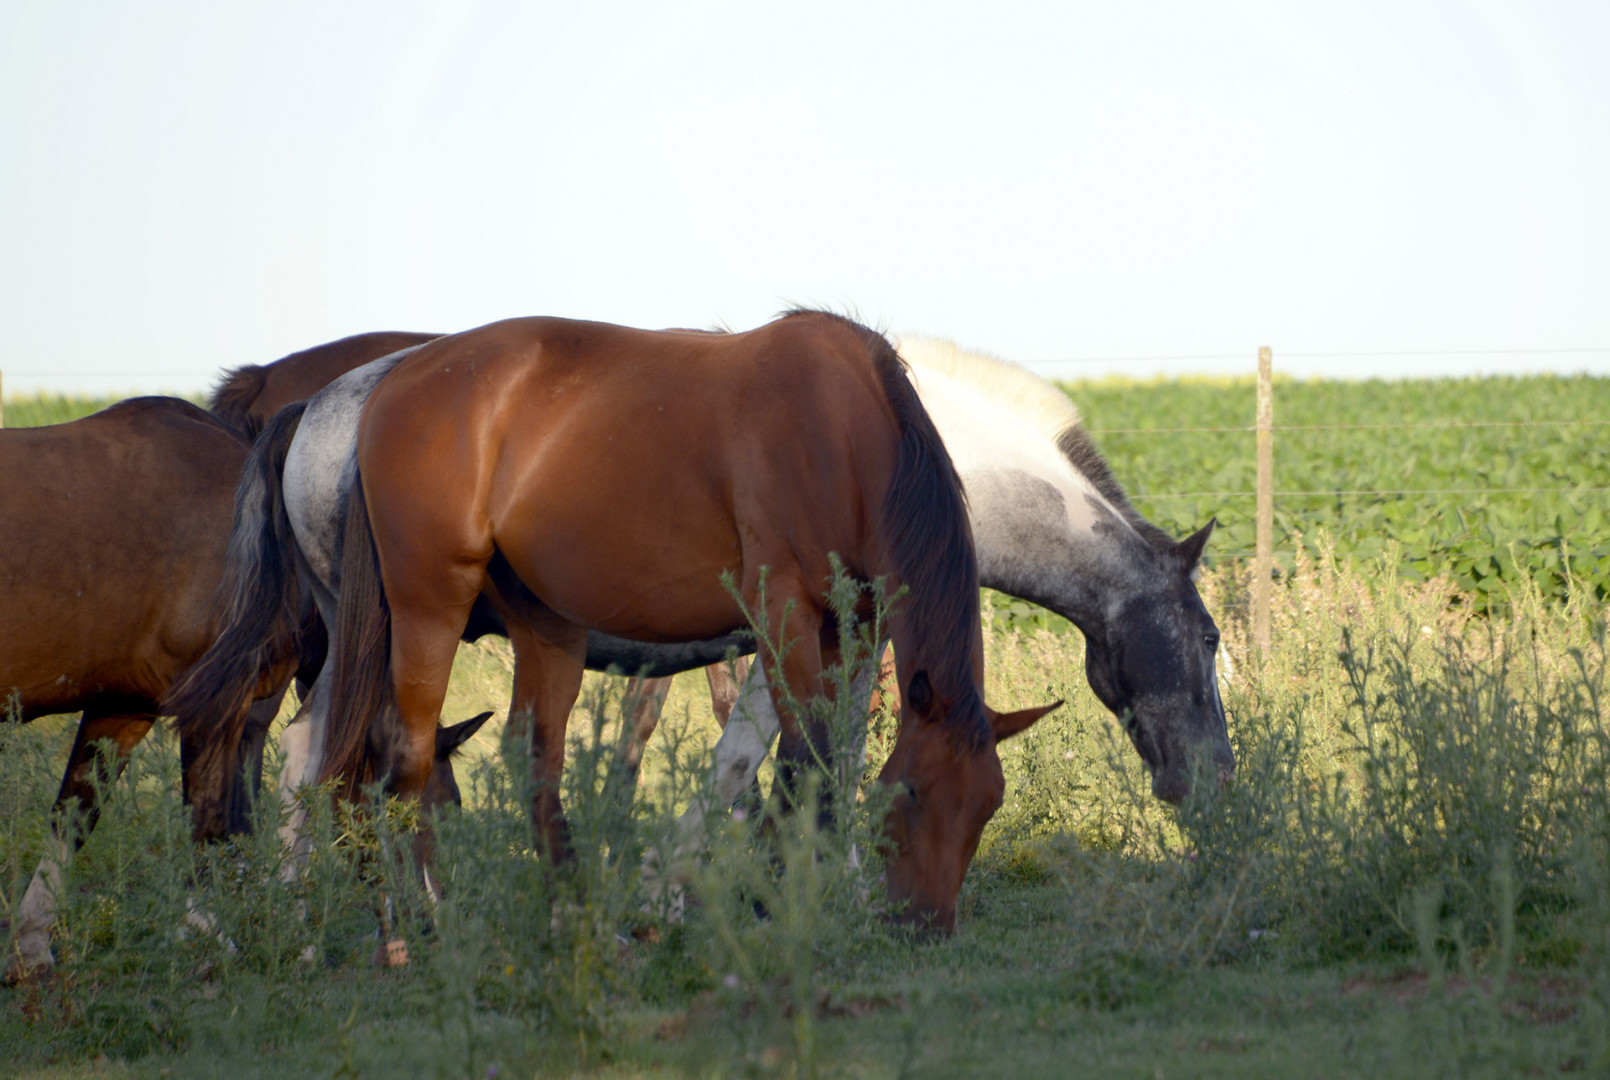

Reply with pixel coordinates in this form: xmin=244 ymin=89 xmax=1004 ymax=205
xmin=1054 ymin=348 xmax=1610 ymax=627
xmin=4 ymin=349 xmax=1607 ymax=616
xmin=1016 ymin=345 xmax=1610 ymax=368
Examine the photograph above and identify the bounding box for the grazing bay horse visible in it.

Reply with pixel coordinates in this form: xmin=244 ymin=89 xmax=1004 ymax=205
xmin=213 ymin=329 xmax=1226 ymax=809
xmin=0 ymin=398 xmax=298 ymax=978
xmin=657 ymin=337 xmax=1233 ymax=857
xmin=309 ymin=311 xmax=1053 ymax=932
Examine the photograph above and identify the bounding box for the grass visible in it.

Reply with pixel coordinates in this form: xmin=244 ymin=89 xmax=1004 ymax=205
xmin=3 ymin=549 xmax=1607 ymax=1078
xmin=5 ymin=377 xmax=1609 ymax=1076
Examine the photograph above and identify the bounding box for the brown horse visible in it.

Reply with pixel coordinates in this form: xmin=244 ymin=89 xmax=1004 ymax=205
xmin=210 ymin=330 xmax=442 ymax=438
xmin=316 ymin=311 xmax=1055 ymax=933
xmin=209 ymin=327 xmax=752 ymax=719
xmin=1 ymin=398 xmax=300 ymax=977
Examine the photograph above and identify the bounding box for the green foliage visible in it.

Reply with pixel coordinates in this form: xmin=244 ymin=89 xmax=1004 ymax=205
xmin=1064 ymin=373 xmax=1610 ymax=610
xmin=5 ymin=544 xmax=1610 ymax=1075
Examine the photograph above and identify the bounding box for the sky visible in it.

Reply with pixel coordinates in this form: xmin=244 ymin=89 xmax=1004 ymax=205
xmin=2 ymin=0 xmax=1608 ymax=395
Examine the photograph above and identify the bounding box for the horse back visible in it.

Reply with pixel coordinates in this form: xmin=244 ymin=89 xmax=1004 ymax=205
xmin=356 ymin=314 xmax=904 ymax=639
xmin=0 ymin=398 xmax=250 ymax=718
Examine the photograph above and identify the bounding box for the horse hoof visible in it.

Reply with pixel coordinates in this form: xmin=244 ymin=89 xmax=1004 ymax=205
xmin=377 ymin=938 xmax=409 ymax=967
xmin=3 ymin=953 xmax=53 ymax=986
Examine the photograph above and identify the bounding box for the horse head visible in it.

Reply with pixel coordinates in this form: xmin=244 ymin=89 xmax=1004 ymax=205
xmin=421 ymin=711 xmax=495 ymax=812
xmin=876 ymin=672 xmax=1059 ymax=936
xmin=1082 ymin=519 xmax=1234 ymax=804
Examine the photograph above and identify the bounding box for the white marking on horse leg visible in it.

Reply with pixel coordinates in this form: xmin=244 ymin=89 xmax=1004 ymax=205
xmin=11 ymin=834 xmax=69 ymax=973
xmin=677 ymin=659 xmax=781 ymax=846
xmin=422 ymin=866 xmax=442 ymax=905
xmin=276 ymin=672 xmax=329 ymax=883
xmin=639 ymin=661 xmax=784 ymax=912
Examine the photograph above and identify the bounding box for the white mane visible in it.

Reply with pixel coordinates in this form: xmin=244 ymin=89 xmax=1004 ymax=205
xmin=893 ymin=335 xmax=1081 ymax=444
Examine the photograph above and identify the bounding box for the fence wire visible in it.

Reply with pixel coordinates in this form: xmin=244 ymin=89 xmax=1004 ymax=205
xmin=1093 ymin=419 xmax=1610 ymax=434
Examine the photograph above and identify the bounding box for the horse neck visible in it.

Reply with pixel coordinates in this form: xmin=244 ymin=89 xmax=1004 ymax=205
xmin=956 ymin=446 xmax=1160 ymax=638
xmin=886 ymin=609 xmax=987 ymax=725
xmin=908 ymin=366 xmax=1161 ymax=637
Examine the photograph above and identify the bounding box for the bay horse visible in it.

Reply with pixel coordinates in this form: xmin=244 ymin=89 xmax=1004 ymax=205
xmin=174 ymin=311 xmax=1057 ymax=933
xmin=0 ymin=398 xmax=299 ymax=978
xmin=652 ymin=336 xmax=1233 ymax=861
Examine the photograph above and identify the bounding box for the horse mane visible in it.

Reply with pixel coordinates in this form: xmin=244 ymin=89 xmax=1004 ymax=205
xmin=784 ymin=312 xmax=990 ymax=750
xmin=895 ymin=336 xmax=1082 ymax=438
xmin=209 ymin=364 xmax=271 ymax=439
xmin=897 ymin=335 xmax=1175 ymax=552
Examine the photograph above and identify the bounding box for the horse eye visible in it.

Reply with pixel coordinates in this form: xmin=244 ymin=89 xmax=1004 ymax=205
xmin=1204 ymin=631 xmax=1220 ymax=651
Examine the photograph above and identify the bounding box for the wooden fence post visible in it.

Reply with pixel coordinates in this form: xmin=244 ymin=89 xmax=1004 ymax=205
xmin=1254 ymin=346 xmax=1273 ymax=653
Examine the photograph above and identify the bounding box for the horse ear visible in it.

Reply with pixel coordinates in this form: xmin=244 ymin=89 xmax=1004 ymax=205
xmin=1174 ymin=518 xmax=1216 ymax=571
xmin=907 ymin=671 xmax=935 ymax=717
xmin=436 ymin=711 xmax=494 ymax=759
xmin=989 ymin=699 xmax=1062 ymax=742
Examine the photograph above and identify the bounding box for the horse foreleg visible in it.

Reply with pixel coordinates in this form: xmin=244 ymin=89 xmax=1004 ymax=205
xmin=9 ymin=707 xmax=154 ymax=979
xmin=660 ymin=659 xmax=782 ymax=872
xmin=750 ymin=577 xmax=833 ymax=824
xmin=706 ymin=657 xmax=751 ymax=728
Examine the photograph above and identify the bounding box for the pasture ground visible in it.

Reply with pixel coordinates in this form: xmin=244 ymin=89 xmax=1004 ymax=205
xmin=3 ymin=377 xmax=1608 ymax=1078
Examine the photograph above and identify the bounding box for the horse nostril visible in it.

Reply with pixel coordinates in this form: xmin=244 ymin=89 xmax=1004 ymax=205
xmin=1216 ymin=766 xmax=1235 ymax=788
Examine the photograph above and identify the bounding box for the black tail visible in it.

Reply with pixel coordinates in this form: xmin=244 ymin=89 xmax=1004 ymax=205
xmin=208 ymin=363 xmax=271 ymax=439
xmin=318 ymin=470 xmax=397 ymax=799
xmin=165 ymin=401 xmax=309 ymax=835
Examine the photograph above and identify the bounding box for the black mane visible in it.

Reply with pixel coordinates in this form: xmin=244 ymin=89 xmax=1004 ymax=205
xmin=1054 ymin=424 xmax=1176 ymax=551
xmin=782 ymin=309 xmax=990 ymax=751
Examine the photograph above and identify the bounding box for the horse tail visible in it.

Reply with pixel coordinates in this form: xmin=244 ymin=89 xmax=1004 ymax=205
xmin=208 ymin=363 xmax=271 ymax=439
xmin=317 ymin=471 xmax=396 ymax=798
xmin=868 ymin=329 xmax=988 ymax=742
xmin=165 ymin=400 xmax=309 ymax=829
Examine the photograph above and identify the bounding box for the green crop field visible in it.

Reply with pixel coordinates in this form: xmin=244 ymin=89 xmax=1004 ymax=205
xmin=2 ymin=376 xmax=1608 ymax=1078
xmin=1066 ymin=373 xmax=1610 ymax=608
xmin=15 ymin=372 xmax=1609 ymax=609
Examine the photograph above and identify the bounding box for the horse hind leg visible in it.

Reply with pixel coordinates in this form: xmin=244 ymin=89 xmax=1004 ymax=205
xmin=274 ymin=668 xmax=332 ymax=883
xmin=501 ymin=616 xmax=588 ymax=861
xmin=599 ymin=674 xmax=673 ymax=822
xmin=8 ymin=706 xmax=155 ymax=979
